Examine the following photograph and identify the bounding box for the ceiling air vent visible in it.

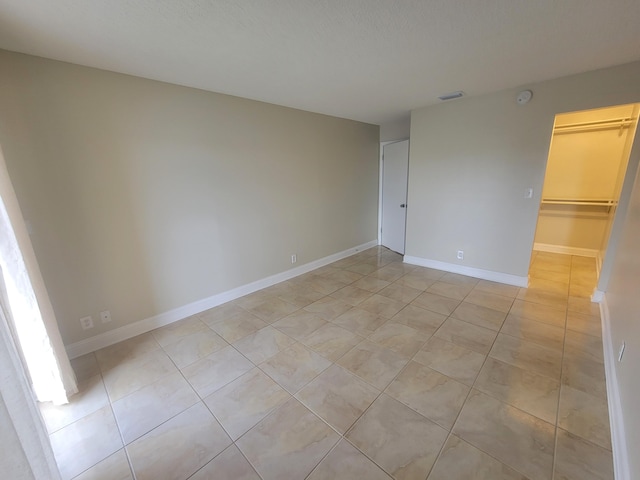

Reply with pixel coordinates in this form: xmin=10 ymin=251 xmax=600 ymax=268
xmin=438 ymin=91 xmax=465 ymax=101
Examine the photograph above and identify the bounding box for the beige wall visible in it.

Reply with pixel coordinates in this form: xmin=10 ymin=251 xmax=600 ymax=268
xmin=0 ymin=50 xmax=379 ymax=345
xmin=407 ymin=61 xmax=640 ymax=279
xmin=380 ymin=116 xmax=410 ymax=142
xmin=604 ymin=145 xmax=640 ymax=476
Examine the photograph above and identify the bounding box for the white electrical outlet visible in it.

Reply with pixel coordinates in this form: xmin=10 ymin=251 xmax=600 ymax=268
xmin=457 ymin=250 xmax=464 ymax=260
xmin=80 ymin=316 xmax=94 ymax=330
xmin=100 ymin=310 xmax=111 ymax=323
xmin=291 ymin=254 xmax=297 ymax=264
xmin=618 ymin=342 xmax=626 ymax=362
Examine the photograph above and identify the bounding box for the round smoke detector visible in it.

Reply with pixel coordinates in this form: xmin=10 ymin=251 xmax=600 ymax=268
xmin=516 ymin=90 xmax=533 ymax=105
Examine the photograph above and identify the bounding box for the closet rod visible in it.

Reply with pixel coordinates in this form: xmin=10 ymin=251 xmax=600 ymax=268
xmin=554 ymin=116 xmax=635 ymax=133
xmin=541 ymin=198 xmax=618 ymax=207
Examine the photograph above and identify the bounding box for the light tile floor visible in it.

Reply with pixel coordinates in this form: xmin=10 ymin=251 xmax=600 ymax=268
xmin=42 ymin=247 xmax=614 ymax=480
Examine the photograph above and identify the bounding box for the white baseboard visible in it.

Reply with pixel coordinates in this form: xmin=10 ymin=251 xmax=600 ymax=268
xmin=600 ymin=296 xmax=629 ymax=480
xmin=402 ymin=256 xmax=528 ymax=287
xmin=591 ymin=289 xmax=605 ymax=303
xmin=533 ymin=243 xmax=598 ymax=258
xmin=66 ymin=240 xmax=377 ymax=359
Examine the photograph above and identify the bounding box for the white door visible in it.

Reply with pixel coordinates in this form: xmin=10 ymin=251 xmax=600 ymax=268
xmin=381 ymin=140 xmax=409 ymax=254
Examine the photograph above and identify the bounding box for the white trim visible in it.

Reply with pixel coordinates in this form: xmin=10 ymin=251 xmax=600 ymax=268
xmin=403 ymin=255 xmax=528 ymax=287
xmin=66 ymin=240 xmax=377 ymax=358
xmin=591 ymin=289 xmax=605 ymax=303
xmin=533 ymin=242 xmax=598 ymax=258
xmin=599 ymin=295 xmax=630 ymax=480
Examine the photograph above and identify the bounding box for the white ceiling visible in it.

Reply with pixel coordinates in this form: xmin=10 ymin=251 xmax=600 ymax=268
xmin=1 ymin=0 xmax=640 ymax=125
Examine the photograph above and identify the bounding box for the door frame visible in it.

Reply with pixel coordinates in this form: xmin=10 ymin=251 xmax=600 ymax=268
xmin=378 ymin=138 xmax=410 ymax=249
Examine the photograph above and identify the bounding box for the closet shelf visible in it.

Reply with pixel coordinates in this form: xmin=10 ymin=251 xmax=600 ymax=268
xmin=541 ymin=198 xmax=618 ymax=207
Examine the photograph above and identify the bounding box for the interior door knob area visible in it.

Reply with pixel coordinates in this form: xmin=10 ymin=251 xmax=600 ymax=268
xmin=400 ymin=204 xmax=406 ymax=208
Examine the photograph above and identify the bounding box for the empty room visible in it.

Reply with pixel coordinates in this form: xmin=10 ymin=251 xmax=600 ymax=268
xmin=1 ymin=1 xmax=640 ymax=480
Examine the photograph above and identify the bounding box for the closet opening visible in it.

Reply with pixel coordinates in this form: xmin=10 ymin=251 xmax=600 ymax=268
xmin=530 ymin=103 xmax=640 ymax=299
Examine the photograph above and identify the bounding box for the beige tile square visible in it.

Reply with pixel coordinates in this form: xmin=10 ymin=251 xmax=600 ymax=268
xmin=413 ymin=337 xmax=485 ymax=386
xmin=306 ymin=275 xmax=348 ymax=295
xmin=564 ymin=329 xmax=604 ymax=363
xmin=346 ymin=394 xmax=447 ymax=480
xmin=452 ymin=302 xmax=507 ymax=331
xmin=303 ymin=297 xmax=352 ymax=320
xmin=210 ymin=311 xmax=268 ymax=343
xmin=95 ymin=333 xmax=160 ymax=372
xmin=329 ymin=285 xmax=373 ymax=306
xmin=377 ymin=283 xmax=423 ymax=303
xmin=236 ymin=398 xmax=339 ymax=480
xmin=199 ymin=302 xmax=248 ymax=326
xmin=351 ymin=275 xmax=391 ymax=292
xmin=409 ymin=266 xmax=445 ymax=281
xmin=440 ymin=272 xmax=479 ymax=286
xmin=151 ymin=316 xmax=208 ymax=347
xmin=529 ymin=277 xmax=570 ymax=296
xmin=489 ymin=333 xmax=562 ymax=380
xmin=40 ymin=375 xmax=109 ymax=434
xmin=567 ymin=296 xmax=601 ymax=316
xmin=320 ymin=268 xmax=364 ymax=285
xmin=516 ymin=288 xmax=568 ymax=310
xmin=562 ymin=353 xmax=607 ymax=399
xmin=567 ymin=311 xmax=602 ymax=338
xmin=332 ymin=307 xmax=387 ymax=335
xmin=474 ymin=357 xmax=560 ymax=424
xmin=413 ymin=291 xmax=460 ymax=315
xmin=50 ymin=405 xmax=123 ymax=480
xmin=72 ymin=449 xmax=133 ymax=480
xmin=453 ymin=390 xmax=555 ymax=480
xmin=427 ymin=281 xmax=474 ymax=300
xmin=260 ymin=343 xmax=331 ymax=393
xmin=277 ymin=286 xmax=326 ymax=308
xmin=434 ymin=318 xmax=497 ymax=354
xmin=428 ymin=435 xmax=528 ymax=480
xmin=347 ymin=262 xmax=379 ymax=275
xmin=204 ymin=368 xmax=290 ymax=440
xmin=368 ymin=322 xmax=430 ymax=357
xmin=70 ymin=353 xmax=100 ymax=383
xmin=233 ymin=291 xmax=273 ymax=310
xmin=182 ymin=345 xmax=253 ymax=397
xmin=337 ymin=341 xmax=409 ymax=390
xmin=394 ymin=272 xmax=437 ymax=290
xmin=369 ymin=263 xmax=410 ymax=282
xmin=127 ymin=403 xmax=231 ymax=480
xmin=272 ymin=310 xmax=327 ymax=341
xmin=358 ymin=294 xmax=407 ymax=319
xmin=300 ymin=323 xmax=363 ymax=361
xmin=473 ymin=280 xmax=520 ymax=298
xmin=500 ymin=314 xmax=565 ymax=351
xmin=233 ymin=326 xmax=296 ymax=364
xmin=386 ymin=361 xmax=469 ymax=429
xmin=530 ymin=267 xmax=571 ymax=283
xmin=569 ymin=282 xmax=595 ymax=298
xmin=296 ymin=364 xmax=378 ymax=433
xmin=102 ymin=348 xmax=178 ymax=402
xmin=558 ymin=385 xmax=611 ymax=450
xmin=191 ymin=445 xmax=260 ymax=480
xmin=509 ymin=299 xmax=566 ymax=327
xmin=307 ymin=439 xmax=392 ymax=480
xmin=391 ymin=304 xmax=446 ymax=333
xmin=162 ymin=328 xmax=228 ymax=368
xmin=464 ymin=290 xmax=514 ymax=313
xmin=248 ymin=296 xmax=300 ymax=322
xmin=111 ymin=371 xmax=199 ymax=444
xmin=554 ymin=429 xmax=614 ymax=480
